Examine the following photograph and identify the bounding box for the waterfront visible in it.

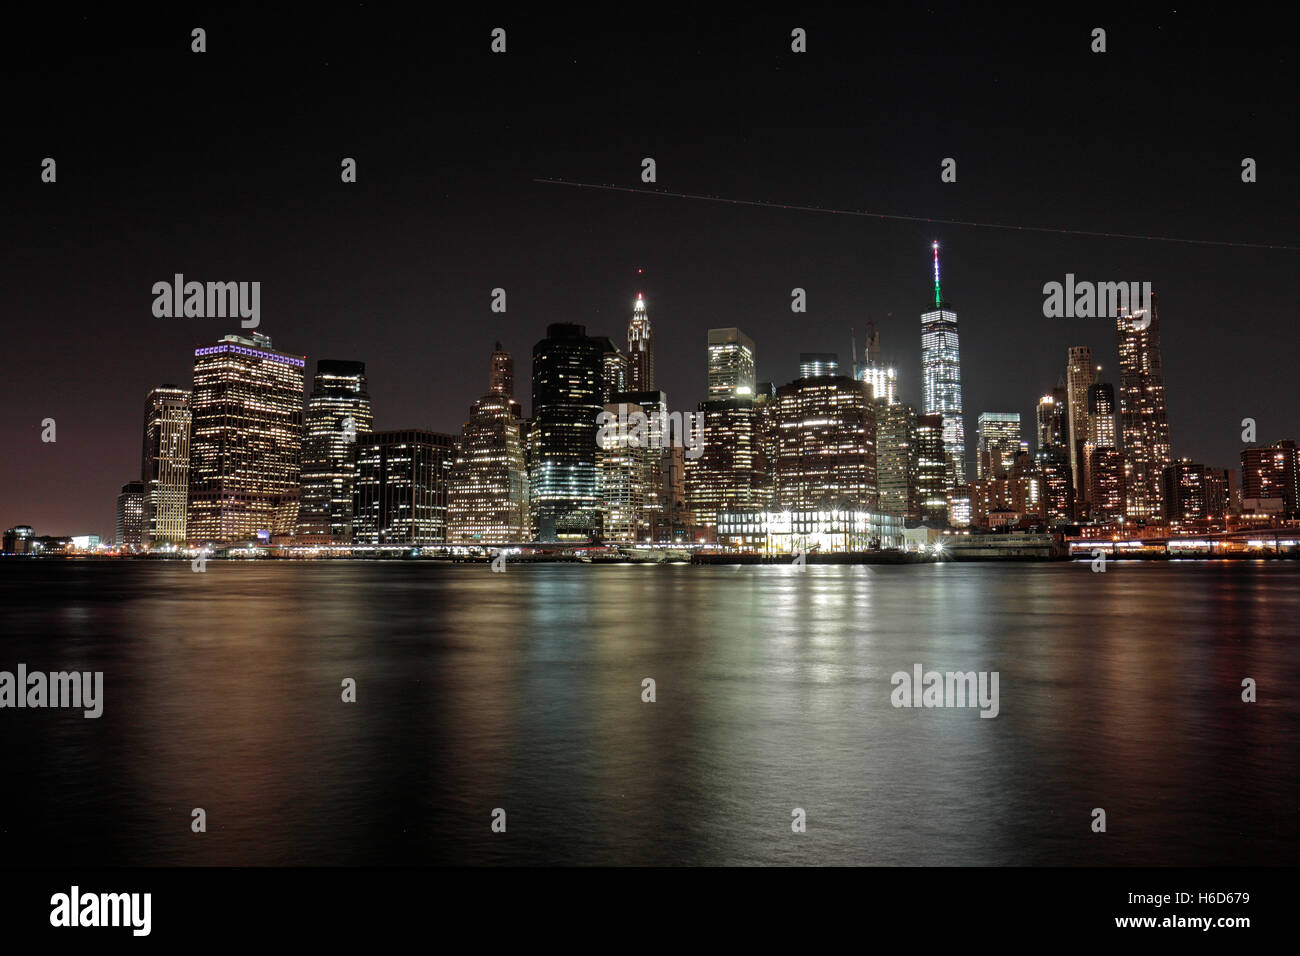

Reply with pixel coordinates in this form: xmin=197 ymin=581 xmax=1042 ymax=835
xmin=1 ymin=561 xmax=1296 ymax=866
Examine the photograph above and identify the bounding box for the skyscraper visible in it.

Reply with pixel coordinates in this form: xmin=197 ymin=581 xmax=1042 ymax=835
xmin=684 ymin=398 xmax=755 ymax=537
xmin=601 ymin=344 xmax=629 ymax=403
xmin=1033 ymin=445 xmax=1074 ymax=525
xmin=1066 ymin=346 xmax=1095 ymax=506
xmin=797 ymin=353 xmax=839 ymax=379
xmin=877 ymin=401 xmax=919 ymax=520
xmin=707 ymin=328 xmax=756 ymax=399
xmin=976 ymin=412 xmax=1022 ymax=480
xmin=609 ymin=389 xmax=670 ymax=541
xmin=1241 ymin=439 xmax=1298 ymax=516
xmin=1036 ymin=382 xmax=1069 ymax=452
xmin=115 ymin=481 xmax=146 ymax=549
xmin=529 ymin=323 xmax=606 ymax=541
xmin=856 ymin=324 xmax=898 ymax=405
xmin=1161 ymin=459 xmax=1207 ymax=524
xmin=750 ymin=381 xmax=778 ymax=509
xmin=187 ymin=332 xmax=305 ymax=543
xmin=448 ymin=345 xmax=528 ymax=543
xmin=298 ymin=360 xmax=373 ymax=543
xmin=627 ymin=293 xmax=654 ymax=391
xmin=773 ymin=376 xmax=877 ymax=511
xmin=1115 ymin=296 xmax=1173 ymax=520
xmin=141 ymin=385 xmax=191 ymax=545
xmin=915 ymin=413 xmax=948 ymax=526
xmin=920 ymin=242 xmax=965 ymax=487
xmin=353 ymin=430 xmax=455 ymax=544
xmin=1087 ymin=379 xmax=1123 ymax=521
xmin=489 ymin=342 xmax=514 ymax=398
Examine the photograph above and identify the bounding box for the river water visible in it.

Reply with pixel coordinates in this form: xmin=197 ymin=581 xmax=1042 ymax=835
xmin=1 ymin=560 xmax=1296 ymax=865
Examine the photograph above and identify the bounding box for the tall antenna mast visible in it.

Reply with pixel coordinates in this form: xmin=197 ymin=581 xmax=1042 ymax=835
xmin=932 ymin=240 xmax=942 ymax=307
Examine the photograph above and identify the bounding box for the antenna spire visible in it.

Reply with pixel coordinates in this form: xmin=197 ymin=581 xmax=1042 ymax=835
xmin=932 ymin=240 xmax=942 ymax=307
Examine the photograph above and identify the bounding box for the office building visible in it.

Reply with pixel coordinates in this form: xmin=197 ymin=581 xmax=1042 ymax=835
xmin=1115 ymin=296 xmax=1173 ymax=520
xmin=528 ymin=323 xmax=606 ymax=540
xmin=627 ymin=293 xmax=655 ymax=392
xmin=707 ymin=328 xmax=756 ymax=399
xmin=187 ymin=332 xmax=305 ymax=543
xmin=448 ymin=345 xmax=528 ymax=543
xmin=141 ymin=385 xmax=192 ymax=545
xmin=773 ymin=376 xmax=877 ymax=511
xmin=115 ymin=481 xmax=146 ymax=548
xmin=976 ymin=412 xmax=1022 ymax=480
xmin=298 ymin=360 xmax=373 ymax=543
xmin=920 ymin=242 xmax=966 ymax=486
xmin=353 ymin=430 xmax=455 ymax=544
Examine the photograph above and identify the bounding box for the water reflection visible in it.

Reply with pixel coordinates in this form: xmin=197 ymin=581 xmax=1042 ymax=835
xmin=0 ymin=561 xmax=1296 ymax=865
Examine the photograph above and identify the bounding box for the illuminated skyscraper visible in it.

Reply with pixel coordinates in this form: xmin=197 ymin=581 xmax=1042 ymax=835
xmin=141 ymin=385 xmax=191 ymax=545
xmin=684 ymin=398 xmax=755 ymax=537
xmin=489 ymin=342 xmax=514 ymax=398
xmin=1241 ymin=439 xmax=1298 ymax=516
xmin=1086 ymin=379 xmax=1123 ymax=520
xmin=1036 ymin=382 xmax=1069 ymax=452
xmin=773 ymin=376 xmax=877 ymax=511
xmin=448 ymin=345 xmax=528 ymax=543
xmin=1115 ymin=296 xmax=1173 ymax=520
xmin=750 ymin=382 xmax=778 ymax=508
xmin=601 ymin=344 xmax=629 ymax=402
xmin=707 ymin=328 xmax=756 ymax=399
xmin=920 ymin=242 xmax=965 ymax=487
xmin=613 ymin=389 xmax=671 ymax=541
xmin=915 ymin=413 xmax=948 ymax=525
xmin=627 ymin=293 xmax=654 ymax=392
xmin=856 ymin=324 xmax=898 ymax=405
xmin=1066 ymin=346 xmax=1096 ymax=506
xmin=529 ymin=323 xmax=606 ymax=541
xmin=877 ymin=401 xmax=919 ymax=520
xmin=187 ymin=332 xmax=304 ymax=543
xmin=798 ymin=353 xmax=839 ymax=379
xmin=598 ymin=394 xmax=665 ymax=543
xmin=298 ymin=360 xmax=373 ymax=543
xmin=1034 ymin=446 xmax=1075 ymax=525
xmin=1161 ymin=459 xmax=1207 ymax=524
xmin=115 ymin=481 xmax=146 ymax=549
xmin=976 ymin=412 xmax=1022 ymax=480
xmin=353 ymin=430 xmax=455 ymax=544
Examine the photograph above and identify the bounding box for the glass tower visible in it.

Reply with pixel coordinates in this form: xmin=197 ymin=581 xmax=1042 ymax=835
xmin=920 ymin=242 xmax=965 ymax=487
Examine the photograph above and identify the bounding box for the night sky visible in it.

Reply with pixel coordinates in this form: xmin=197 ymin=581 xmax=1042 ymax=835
xmin=3 ymin=8 xmax=1295 ymax=536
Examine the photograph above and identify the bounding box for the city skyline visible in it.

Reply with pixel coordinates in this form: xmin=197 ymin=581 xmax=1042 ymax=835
xmin=6 ymin=260 xmax=1297 ymax=540
xmin=4 ymin=12 xmax=1296 ymax=536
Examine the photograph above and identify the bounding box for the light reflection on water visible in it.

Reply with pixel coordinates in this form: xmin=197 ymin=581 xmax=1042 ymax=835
xmin=1 ymin=560 xmax=1296 ymax=865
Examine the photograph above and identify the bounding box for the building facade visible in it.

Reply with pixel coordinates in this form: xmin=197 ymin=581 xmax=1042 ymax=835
xmin=707 ymin=328 xmax=756 ymax=400
xmin=447 ymin=345 xmax=528 ymax=543
xmin=141 ymin=385 xmax=192 ymax=545
xmin=187 ymin=333 xmax=305 ymax=543
xmin=920 ymin=242 xmax=966 ymax=487
xmin=1115 ymin=297 xmax=1173 ymax=520
xmin=627 ymin=293 xmax=654 ymax=392
xmin=353 ymin=430 xmax=455 ymax=545
xmin=877 ymin=401 xmax=920 ymax=521
xmin=115 ymin=481 xmax=147 ymax=549
xmin=529 ymin=323 xmax=606 ymax=540
xmin=297 ymin=360 xmax=373 ymax=543
xmin=773 ymin=376 xmax=877 ymax=512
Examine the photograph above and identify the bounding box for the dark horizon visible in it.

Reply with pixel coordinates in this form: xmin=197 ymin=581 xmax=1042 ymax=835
xmin=3 ymin=8 xmax=1296 ymax=536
